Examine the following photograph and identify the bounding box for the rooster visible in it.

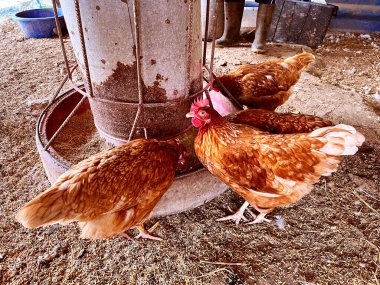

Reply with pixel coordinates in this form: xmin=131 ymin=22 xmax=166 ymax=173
xmin=186 ymin=98 xmax=365 ymax=225
xmin=212 ymin=52 xmax=315 ymax=111
xmin=16 ymin=139 xmax=185 ymax=240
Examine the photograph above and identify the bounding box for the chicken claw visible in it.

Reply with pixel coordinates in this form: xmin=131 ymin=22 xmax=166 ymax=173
xmin=216 ymin=201 xmax=250 ymax=226
xmin=246 ymin=213 xmax=271 ymax=224
xmin=119 ymin=232 xmax=133 ymax=240
xmin=135 ymin=222 xmax=163 ymax=241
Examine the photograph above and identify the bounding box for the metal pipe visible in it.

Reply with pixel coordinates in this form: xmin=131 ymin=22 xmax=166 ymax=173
xmin=51 ymin=0 xmax=71 ymax=80
xmin=74 ymin=0 xmax=94 ymax=97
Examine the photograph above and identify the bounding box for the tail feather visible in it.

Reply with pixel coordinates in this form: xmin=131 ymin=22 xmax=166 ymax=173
xmin=307 ymin=124 xmax=364 ymax=177
xmin=309 ymin=124 xmax=365 ymax=157
xmin=284 ymin=52 xmax=315 ymax=70
xmin=312 ymin=154 xmax=342 ymax=177
xmin=15 ymin=187 xmax=69 ymax=229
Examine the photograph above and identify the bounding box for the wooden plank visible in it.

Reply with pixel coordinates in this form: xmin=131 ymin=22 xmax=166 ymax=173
xmin=312 ymin=5 xmax=336 ymax=46
xmin=287 ymin=2 xmax=310 ymax=43
xmin=267 ymin=0 xmax=285 ymax=41
xmin=269 ymin=0 xmax=336 ymax=48
xmin=272 ymin=0 xmax=296 ymax=43
xmin=298 ymin=4 xmax=335 ymax=48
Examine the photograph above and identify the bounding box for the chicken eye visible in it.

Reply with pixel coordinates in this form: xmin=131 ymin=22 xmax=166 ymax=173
xmin=199 ymin=111 xmax=206 ymax=116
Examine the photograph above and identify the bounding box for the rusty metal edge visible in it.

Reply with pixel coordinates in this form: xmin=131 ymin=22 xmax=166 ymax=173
xmin=35 ymin=87 xmax=205 ymax=180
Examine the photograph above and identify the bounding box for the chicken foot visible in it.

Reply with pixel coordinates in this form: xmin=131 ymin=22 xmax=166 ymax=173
xmin=119 ymin=232 xmax=133 ymax=240
xmin=217 ymin=201 xmax=272 ymax=225
xmin=135 ymin=222 xmax=163 ymax=241
xmin=246 ymin=212 xmax=271 ymax=224
xmin=216 ymin=201 xmax=250 ymax=225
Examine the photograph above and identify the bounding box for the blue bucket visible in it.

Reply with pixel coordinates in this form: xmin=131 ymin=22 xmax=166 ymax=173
xmin=13 ymin=8 xmax=67 ymax=39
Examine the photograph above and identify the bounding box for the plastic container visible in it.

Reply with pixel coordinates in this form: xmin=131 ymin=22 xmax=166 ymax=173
xmin=13 ymin=8 xmax=67 ymax=38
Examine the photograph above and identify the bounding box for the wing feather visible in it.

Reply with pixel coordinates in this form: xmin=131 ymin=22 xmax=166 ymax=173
xmin=16 ymin=140 xmax=177 ymax=232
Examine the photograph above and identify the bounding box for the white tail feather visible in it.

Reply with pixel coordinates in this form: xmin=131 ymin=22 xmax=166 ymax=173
xmin=309 ymin=124 xmax=364 ymax=157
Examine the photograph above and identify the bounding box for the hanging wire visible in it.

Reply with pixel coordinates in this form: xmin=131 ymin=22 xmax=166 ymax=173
xmin=44 ymin=96 xmax=87 ymax=150
xmin=52 ymin=0 xmax=71 ymax=81
xmin=201 ymin=0 xmax=243 ymax=111
xmin=128 ymin=0 xmax=144 ymax=141
xmin=185 ymin=0 xmax=194 ymax=99
xmin=201 ymin=0 xmax=223 ymax=110
xmin=208 ymin=0 xmax=220 ymax=83
xmin=74 ymin=0 xmax=93 ymax=97
xmin=42 ymin=1 xmax=91 ymax=151
xmin=204 ymin=66 xmax=244 ymax=110
xmin=125 ymin=0 xmax=136 ymax=48
xmin=202 ymin=0 xmax=210 ymax=66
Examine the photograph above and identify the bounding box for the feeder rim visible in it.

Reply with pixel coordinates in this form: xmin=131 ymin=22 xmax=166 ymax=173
xmin=13 ymin=8 xmax=64 ymax=21
xmin=35 ymin=86 xmax=204 ymax=178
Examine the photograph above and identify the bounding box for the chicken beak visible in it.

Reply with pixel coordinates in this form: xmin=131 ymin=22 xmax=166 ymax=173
xmin=185 ymin=112 xmax=194 ymax=118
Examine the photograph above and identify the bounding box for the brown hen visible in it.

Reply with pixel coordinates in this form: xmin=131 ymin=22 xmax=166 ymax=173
xmin=213 ymin=52 xmax=315 ymax=110
xmin=187 ymin=98 xmax=365 ymax=225
xmin=226 ymin=108 xmax=333 ymax=134
xmin=16 ymin=139 xmax=184 ymax=240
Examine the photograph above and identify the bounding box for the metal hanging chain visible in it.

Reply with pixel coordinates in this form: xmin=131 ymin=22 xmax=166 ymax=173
xmin=128 ymin=0 xmax=144 ymax=141
xmin=74 ymin=0 xmax=93 ymax=97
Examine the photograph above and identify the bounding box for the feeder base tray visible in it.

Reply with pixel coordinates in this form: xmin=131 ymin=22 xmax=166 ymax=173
xmin=36 ymin=88 xmax=227 ymax=217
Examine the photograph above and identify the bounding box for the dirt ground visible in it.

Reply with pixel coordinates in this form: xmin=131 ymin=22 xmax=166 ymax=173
xmin=1 ymin=19 xmax=379 ymax=285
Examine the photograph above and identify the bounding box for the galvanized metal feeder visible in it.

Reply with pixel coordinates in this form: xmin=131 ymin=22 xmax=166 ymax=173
xmin=36 ymin=0 xmax=232 ymax=217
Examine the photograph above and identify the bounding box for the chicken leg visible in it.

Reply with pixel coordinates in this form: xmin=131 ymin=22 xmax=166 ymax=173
xmin=246 ymin=212 xmax=271 ymax=224
xmin=135 ymin=222 xmax=163 ymax=241
xmin=247 ymin=205 xmax=273 ymax=224
xmin=216 ymin=201 xmax=250 ymax=225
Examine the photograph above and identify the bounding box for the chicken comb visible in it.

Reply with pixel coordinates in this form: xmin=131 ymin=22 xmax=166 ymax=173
xmin=190 ymin=96 xmax=210 ymax=112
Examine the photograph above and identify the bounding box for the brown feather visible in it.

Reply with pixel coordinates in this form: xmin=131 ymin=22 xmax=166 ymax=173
xmin=225 ymin=109 xmax=333 ymax=134
xmin=215 ymin=52 xmax=315 ymax=110
xmin=16 ymin=139 xmax=181 ymax=239
xmin=194 ymin=108 xmax=364 ymax=213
